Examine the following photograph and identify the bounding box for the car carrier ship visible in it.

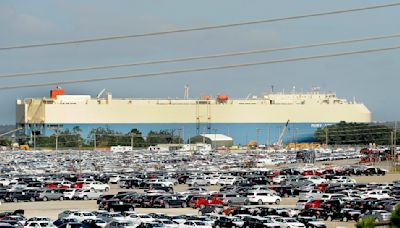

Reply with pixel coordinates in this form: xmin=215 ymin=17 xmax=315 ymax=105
xmin=16 ymin=87 xmax=371 ymax=145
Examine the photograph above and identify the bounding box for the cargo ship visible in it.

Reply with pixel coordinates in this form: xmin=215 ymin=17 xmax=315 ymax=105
xmin=16 ymin=87 xmax=371 ymax=145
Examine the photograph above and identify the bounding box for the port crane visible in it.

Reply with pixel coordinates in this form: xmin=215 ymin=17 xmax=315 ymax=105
xmin=276 ymin=120 xmax=290 ymax=147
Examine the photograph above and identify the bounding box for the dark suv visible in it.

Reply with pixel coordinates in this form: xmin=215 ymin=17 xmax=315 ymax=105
xmin=152 ymin=195 xmax=187 ymax=208
xmin=213 ymin=217 xmax=236 ymax=228
xmin=5 ymin=191 xmax=35 ymax=202
xmin=99 ymin=200 xmax=134 ymax=212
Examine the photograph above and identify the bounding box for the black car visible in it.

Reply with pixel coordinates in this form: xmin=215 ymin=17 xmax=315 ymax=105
xmin=226 ymin=207 xmax=253 ymax=216
xmin=99 ymin=200 xmax=134 ymax=212
xmin=141 ymin=194 xmax=164 ymax=208
xmin=152 ymin=195 xmax=187 ymax=208
xmin=81 ymin=219 xmax=107 ymax=228
xmin=4 ymin=191 xmax=35 ymax=202
xmin=243 ymin=217 xmax=279 ymax=228
xmin=120 ymin=179 xmax=144 ymax=189
xmin=136 ymin=222 xmax=163 ymax=228
xmin=320 ymin=200 xmax=342 ymax=212
xmin=297 ymin=217 xmax=326 ymax=228
xmin=0 ymin=190 xmax=8 ymax=203
xmin=213 ymin=217 xmax=236 ymax=228
xmin=199 ymin=205 xmax=224 ymax=216
xmin=256 ymin=207 xmax=278 ymax=216
xmin=325 ymin=209 xmax=361 ymax=222
xmin=271 ymin=186 xmax=295 ymax=197
xmin=363 ymin=167 xmax=386 ymax=176
xmin=298 ymin=208 xmax=327 ymax=219
xmin=96 ymin=194 xmax=115 ymax=205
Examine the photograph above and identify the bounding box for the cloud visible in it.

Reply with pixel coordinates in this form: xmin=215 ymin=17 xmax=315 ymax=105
xmin=0 ymin=5 xmax=55 ymax=37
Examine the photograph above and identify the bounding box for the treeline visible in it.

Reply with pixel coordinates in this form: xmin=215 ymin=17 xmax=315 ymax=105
xmin=0 ymin=126 xmax=183 ymax=149
xmin=314 ymin=121 xmax=399 ymax=145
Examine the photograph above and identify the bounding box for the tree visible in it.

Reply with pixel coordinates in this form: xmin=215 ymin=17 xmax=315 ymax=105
xmin=391 ymin=204 xmax=400 ymax=227
xmin=0 ymin=138 xmax=11 ymax=146
xmin=356 ymin=216 xmax=375 ymax=228
xmin=146 ymin=130 xmax=183 ymax=145
xmin=315 ymin=121 xmax=392 ymax=145
xmin=128 ymin=128 xmax=146 ymax=147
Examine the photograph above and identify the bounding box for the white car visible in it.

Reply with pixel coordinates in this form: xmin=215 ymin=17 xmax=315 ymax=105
xmin=24 ymin=221 xmax=56 ymax=228
xmin=300 ymin=176 xmax=327 ymax=185
xmin=74 ymin=189 xmax=103 ymax=200
xmin=361 ymin=190 xmax=392 ymax=200
xmin=68 ymin=211 xmax=96 ymax=222
xmin=247 ymin=191 xmax=281 ymax=205
xmin=256 ymin=218 xmax=281 ymax=228
xmin=181 ymin=220 xmax=212 ymax=228
xmin=127 ymin=213 xmax=155 ymax=225
xmin=108 ymin=175 xmax=123 ymax=184
xmin=82 ymin=182 xmax=110 ymax=192
xmin=146 ymin=179 xmax=174 ymax=187
xmin=63 ymin=189 xmax=79 ymax=200
xmin=219 ymin=176 xmax=243 ymax=185
xmin=299 ymin=189 xmax=322 ymax=200
xmin=273 ymin=217 xmax=305 ymax=228
xmin=272 ymin=175 xmax=288 ymax=184
xmin=0 ymin=178 xmax=10 ymax=187
xmin=330 ymin=176 xmax=356 ymax=184
xmin=156 ymin=219 xmax=179 ymax=228
xmin=205 ymin=176 xmax=220 ymax=185
xmin=187 ymin=177 xmax=210 ymax=186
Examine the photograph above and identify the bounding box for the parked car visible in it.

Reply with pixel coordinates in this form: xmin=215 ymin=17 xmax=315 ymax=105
xmin=99 ymin=200 xmax=135 ymax=212
xmin=152 ymin=195 xmax=187 ymax=208
xmin=246 ymin=191 xmax=281 ymax=205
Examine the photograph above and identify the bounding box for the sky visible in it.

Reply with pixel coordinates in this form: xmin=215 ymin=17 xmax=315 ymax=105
xmin=0 ymin=0 xmax=399 ymax=124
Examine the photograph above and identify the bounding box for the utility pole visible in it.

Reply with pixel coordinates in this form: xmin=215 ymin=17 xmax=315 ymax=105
xmin=130 ymin=133 xmax=134 ymax=150
xmin=391 ymin=131 xmax=394 ymax=168
xmin=93 ymin=133 xmax=97 ymax=151
xmin=395 ymin=121 xmax=398 ymax=165
xmin=256 ymin=128 xmax=260 ymax=147
xmin=325 ymin=127 xmax=329 ymax=146
xmin=55 ymin=133 xmax=59 ymax=151
xmin=33 ymin=131 xmax=36 ymax=151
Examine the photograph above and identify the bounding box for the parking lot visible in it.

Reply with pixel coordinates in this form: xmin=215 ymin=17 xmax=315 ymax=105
xmin=1 ymin=172 xmax=399 ymax=228
xmin=0 ymin=149 xmax=398 ymax=228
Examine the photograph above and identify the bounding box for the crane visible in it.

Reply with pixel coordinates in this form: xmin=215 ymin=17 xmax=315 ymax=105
xmin=0 ymin=128 xmax=22 ymax=137
xmin=276 ymin=120 xmax=290 ymax=147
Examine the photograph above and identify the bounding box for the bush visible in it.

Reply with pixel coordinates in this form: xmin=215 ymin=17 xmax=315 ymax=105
xmin=356 ymin=216 xmax=375 ymax=228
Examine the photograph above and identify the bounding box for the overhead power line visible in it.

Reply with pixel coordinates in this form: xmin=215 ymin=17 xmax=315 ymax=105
xmin=1 ymin=2 xmax=400 ymax=51
xmin=2 ymin=33 xmax=400 ymax=78
xmin=0 ymin=44 xmax=399 ymax=91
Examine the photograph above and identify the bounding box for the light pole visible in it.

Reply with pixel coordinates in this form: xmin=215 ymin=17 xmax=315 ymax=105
xmin=93 ymin=133 xmax=97 ymax=151
xmin=212 ymin=128 xmax=218 ymax=149
xmin=256 ymin=128 xmax=260 ymax=147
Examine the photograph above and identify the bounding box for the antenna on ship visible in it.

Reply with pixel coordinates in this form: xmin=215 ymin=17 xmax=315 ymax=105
xmin=184 ymin=84 xmax=190 ymax=100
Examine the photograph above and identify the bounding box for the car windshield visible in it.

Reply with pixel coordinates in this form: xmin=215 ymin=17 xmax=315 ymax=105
xmin=194 ymin=222 xmax=205 ymax=225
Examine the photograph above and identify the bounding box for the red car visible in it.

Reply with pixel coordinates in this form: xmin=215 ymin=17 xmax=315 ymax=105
xmin=189 ymin=195 xmax=224 ymax=209
xmin=302 ymin=170 xmax=317 ymax=176
xmin=305 ymin=200 xmax=323 ymax=209
xmin=71 ymin=182 xmax=83 ymax=188
xmin=317 ymin=183 xmax=329 ymax=192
